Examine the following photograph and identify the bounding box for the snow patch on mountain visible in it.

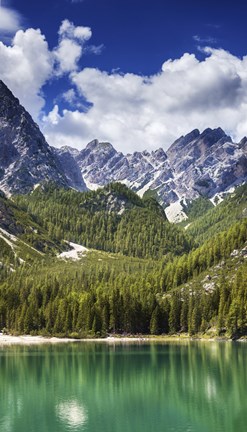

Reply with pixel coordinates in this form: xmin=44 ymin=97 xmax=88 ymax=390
xmin=165 ymin=201 xmax=188 ymax=223
xmin=58 ymin=242 xmax=89 ymax=260
xmin=83 ymin=178 xmax=101 ymax=191
xmin=0 ymin=79 xmax=247 ymax=220
xmin=57 ymin=127 xmax=246 ymax=222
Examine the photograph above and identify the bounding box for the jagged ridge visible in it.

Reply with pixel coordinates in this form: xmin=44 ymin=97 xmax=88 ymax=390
xmin=0 ymin=80 xmax=86 ymax=194
xmin=56 ymin=129 xmax=247 ymax=221
xmin=0 ymin=79 xmax=246 ymax=222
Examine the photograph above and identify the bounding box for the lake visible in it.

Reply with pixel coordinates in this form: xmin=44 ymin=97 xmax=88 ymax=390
xmin=0 ymin=341 xmax=246 ymax=432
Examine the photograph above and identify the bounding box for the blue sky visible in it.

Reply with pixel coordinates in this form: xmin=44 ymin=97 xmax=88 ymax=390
xmin=0 ymin=0 xmax=247 ymax=151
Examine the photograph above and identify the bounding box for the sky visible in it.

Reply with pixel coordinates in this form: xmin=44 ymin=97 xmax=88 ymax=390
xmin=0 ymin=0 xmax=247 ymax=152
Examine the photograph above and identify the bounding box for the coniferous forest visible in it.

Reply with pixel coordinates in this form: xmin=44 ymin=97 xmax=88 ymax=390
xmin=0 ymin=182 xmax=246 ymax=338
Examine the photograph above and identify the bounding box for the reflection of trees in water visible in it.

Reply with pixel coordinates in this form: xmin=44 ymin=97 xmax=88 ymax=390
xmin=0 ymin=342 xmax=246 ymax=431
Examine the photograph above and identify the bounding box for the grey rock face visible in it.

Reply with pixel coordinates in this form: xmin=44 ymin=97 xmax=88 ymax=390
xmin=58 ymin=127 xmax=246 ymax=208
xmin=54 ymin=146 xmax=87 ymax=191
xmin=0 ymin=80 xmax=70 ymax=194
xmin=0 ymin=80 xmax=246 ymax=210
xmin=71 ymin=140 xmax=173 ymax=196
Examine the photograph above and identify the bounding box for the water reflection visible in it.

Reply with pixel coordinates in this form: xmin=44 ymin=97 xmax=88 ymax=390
xmin=56 ymin=400 xmax=87 ymax=429
xmin=0 ymin=342 xmax=246 ymax=432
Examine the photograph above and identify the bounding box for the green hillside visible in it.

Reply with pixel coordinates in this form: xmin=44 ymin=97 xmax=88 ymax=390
xmin=184 ymin=184 xmax=247 ymax=245
xmin=0 ymin=183 xmax=246 ymax=338
xmin=14 ymin=182 xmax=192 ymax=259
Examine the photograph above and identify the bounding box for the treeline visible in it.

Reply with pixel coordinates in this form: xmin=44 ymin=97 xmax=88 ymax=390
xmin=183 ymin=196 xmax=214 ymax=221
xmin=15 ymin=183 xmax=192 ymax=259
xmin=0 ymin=254 xmax=246 ymax=337
xmin=0 ymin=197 xmax=246 ymax=337
xmin=0 ymin=193 xmax=64 ymax=254
xmin=161 ymin=218 xmax=247 ymax=290
xmin=0 ymin=216 xmax=246 ymax=337
xmin=186 ymin=184 xmax=247 ymax=244
xmin=0 ymin=183 xmax=246 ymax=338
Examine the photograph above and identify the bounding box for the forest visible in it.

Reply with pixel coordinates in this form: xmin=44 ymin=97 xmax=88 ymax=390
xmin=0 ymin=182 xmax=246 ymax=338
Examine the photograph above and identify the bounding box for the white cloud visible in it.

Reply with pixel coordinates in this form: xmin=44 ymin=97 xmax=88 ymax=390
xmin=1 ymin=17 xmax=247 ymax=153
xmin=62 ymin=88 xmax=77 ymax=104
xmin=54 ymin=38 xmax=82 ymax=73
xmin=74 ymin=26 xmax=91 ymax=41
xmin=54 ymin=20 xmax=92 ymax=74
xmin=60 ymin=88 xmax=88 ymax=110
xmin=58 ymin=19 xmax=92 ymax=41
xmin=0 ymin=28 xmax=53 ymax=118
xmin=85 ymin=43 xmax=104 ymax=55
xmin=43 ymin=48 xmax=247 ymax=152
xmin=0 ymin=6 xmax=22 ymax=34
xmin=0 ymin=19 xmax=93 ymax=118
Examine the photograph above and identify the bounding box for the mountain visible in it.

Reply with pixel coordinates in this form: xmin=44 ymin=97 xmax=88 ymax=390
xmin=73 ymin=139 xmax=171 ymax=194
xmin=55 ymin=130 xmax=247 ymax=222
xmin=0 ymin=81 xmax=247 ymax=339
xmin=54 ymin=146 xmax=87 ymax=192
xmin=0 ymin=80 xmax=86 ymax=194
xmin=0 ymin=79 xmax=246 ymax=221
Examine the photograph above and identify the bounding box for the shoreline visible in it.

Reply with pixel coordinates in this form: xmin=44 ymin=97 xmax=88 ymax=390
xmin=0 ymin=334 xmax=246 ymax=346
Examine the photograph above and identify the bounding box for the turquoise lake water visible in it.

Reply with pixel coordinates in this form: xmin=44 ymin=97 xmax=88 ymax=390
xmin=0 ymin=341 xmax=246 ymax=432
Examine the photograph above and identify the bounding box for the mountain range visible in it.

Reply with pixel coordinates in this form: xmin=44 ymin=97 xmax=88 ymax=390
xmin=0 ymin=79 xmax=247 ymax=221
xmin=0 ymin=80 xmax=246 ymax=339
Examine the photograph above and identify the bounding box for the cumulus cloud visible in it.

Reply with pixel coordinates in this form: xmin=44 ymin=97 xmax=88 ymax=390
xmin=1 ymin=16 xmax=247 ymax=152
xmin=62 ymin=89 xmax=77 ymax=105
xmin=54 ymin=20 xmax=92 ymax=74
xmin=59 ymin=88 xmax=88 ymax=110
xmin=54 ymin=38 xmax=82 ymax=73
xmin=58 ymin=19 xmax=92 ymax=41
xmin=43 ymin=48 xmax=247 ymax=152
xmin=0 ymin=6 xmax=22 ymax=34
xmin=0 ymin=19 xmax=93 ymax=118
xmin=0 ymin=28 xmax=53 ymax=117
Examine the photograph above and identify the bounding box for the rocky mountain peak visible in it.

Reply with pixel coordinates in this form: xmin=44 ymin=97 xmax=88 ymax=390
xmin=0 ymin=80 xmax=17 ymax=100
xmin=239 ymin=137 xmax=247 ymax=148
xmin=199 ymin=127 xmax=231 ymax=146
xmin=57 ymin=146 xmax=80 ymax=158
xmin=0 ymin=80 xmax=70 ymax=194
xmin=77 ymin=139 xmax=118 ymax=171
xmin=152 ymin=148 xmax=167 ymax=160
xmin=85 ymin=139 xmax=99 ymax=149
xmin=0 ymin=80 xmax=246 ymax=221
xmin=166 ymin=129 xmax=200 ymax=157
xmin=85 ymin=139 xmax=115 ymax=152
xmin=63 ymin=127 xmax=246 ymax=220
